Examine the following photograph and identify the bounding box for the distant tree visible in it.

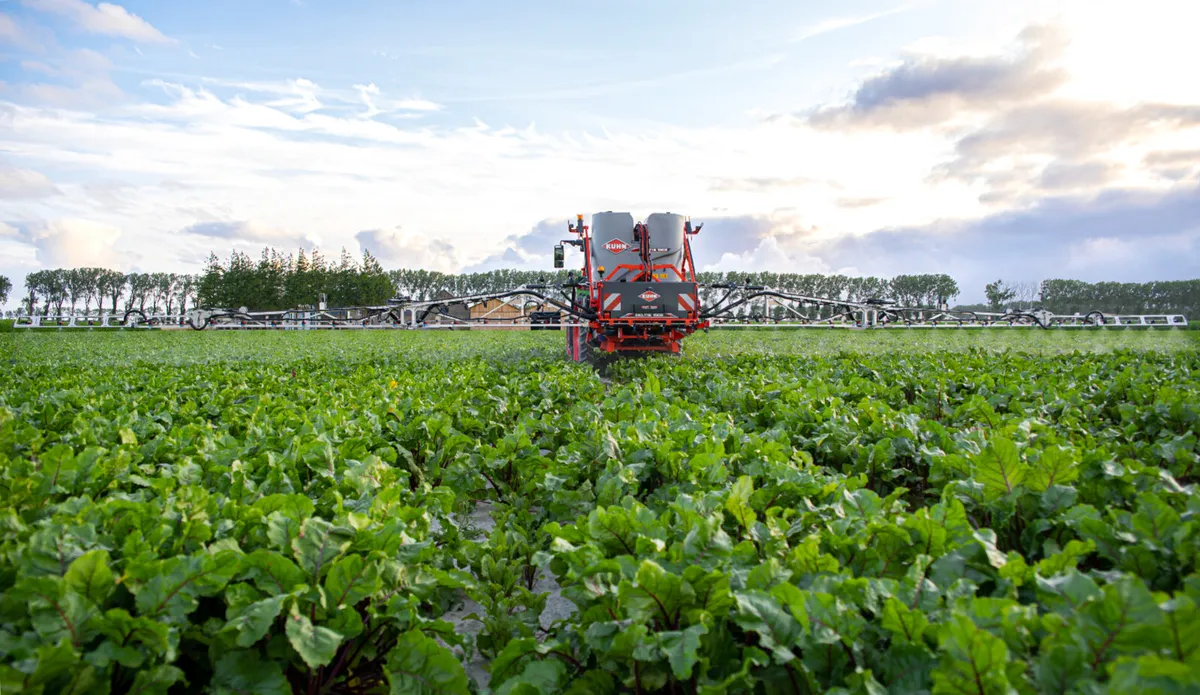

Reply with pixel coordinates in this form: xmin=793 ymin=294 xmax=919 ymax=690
xmin=329 ymin=247 xmax=359 ymax=306
xmin=64 ymin=268 xmax=86 ymax=315
xmin=285 ymin=248 xmax=313 ymax=307
xmin=177 ymin=274 xmax=197 ymax=315
xmin=158 ymin=273 xmax=180 ymax=314
xmin=0 ymin=275 xmax=10 ymax=307
xmin=358 ymin=249 xmax=395 ymax=305
xmin=886 ymin=274 xmax=958 ymax=308
xmin=78 ymin=267 xmax=102 ymax=315
xmin=23 ymin=271 xmax=42 ymax=315
xmin=146 ymin=273 xmax=164 ymax=312
xmin=46 ymin=270 xmax=67 ymax=315
xmin=127 ymin=273 xmax=156 ymax=312
xmin=98 ymin=269 xmax=127 ymax=314
xmin=985 ymin=279 xmax=1016 ymax=311
xmin=1005 ymin=280 xmax=1041 ymax=310
xmin=228 ymin=251 xmax=258 ymax=309
xmin=196 ymin=253 xmax=225 ymax=309
xmin=931 ymin=274 xmax=960 ymax=307
xmin=252 ymin=248 xmax=288 ymax=310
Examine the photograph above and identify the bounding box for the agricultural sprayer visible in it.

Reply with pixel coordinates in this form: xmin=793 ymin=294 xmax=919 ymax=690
xmin=29 ymin=211 xmax=1188 ymax=363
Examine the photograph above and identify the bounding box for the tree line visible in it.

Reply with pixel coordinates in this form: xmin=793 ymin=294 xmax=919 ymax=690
xmin=3 ymin=248 xmax=393 ymax=317
xmin=14 ymin=269 xmax=198 ymax=318
xmin=977 ymin=278 xmax=1200 ymax=316
xmin=4 ymin=250 xmax=1198 ymax=319
xmin=195 ymin=248 xmax=394 ymax=311
xmin=187 ymin=251 xmax=963 ymax=311
xmin=2 ymin=262 xmax=961 ymax=317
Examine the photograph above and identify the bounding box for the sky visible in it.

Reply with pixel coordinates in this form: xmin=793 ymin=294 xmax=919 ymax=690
xmin=2 ymin=0 xmax=1200 ymax=307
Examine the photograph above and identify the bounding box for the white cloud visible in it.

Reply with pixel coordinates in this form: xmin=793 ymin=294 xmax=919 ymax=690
xmin=356 ymin=226 xmax=459 ymax=272
xmin=1061 ymin=231 xmax=1199 ymax=278
xmin=21 ymin=79 xmax=122 ymax=107
xmin=803 ymin=23 xmax=1069 ymax=131
xmin=352 ymin=82 xmax=441 ymax=117
xmin=705 ymin=235 xmax=833 ymax=274
xmin=0 ymin=12 xmax=24 ymax=44
xmin=0 ymin=63 xmax=1183 ymax=280
xmin=14 ymin=46 xmax=125 ymax=107
xmin=180 ymin=219 xmax=317 ymax=250
xmin=205 ymin=77 xmax=440 ymax=117
xmin=391 ymin=97 xmax=442 ymax=112
xmin=1055 ymin=0 xmax=1200 ymax=105
xmin=2 ymin=4 xmax=1199 ymax=305
xmin=0 ymin=162 xmax=61 ymax=199
xmin=21 ymin=0 xmax=169 ymax=43
xmin=794 ymin=3 xmax=920 ymax=42
xmin=354 ymin=82 xmax=382 ymax=118
xmin=16 ymin=218 xmax=123 ymax=267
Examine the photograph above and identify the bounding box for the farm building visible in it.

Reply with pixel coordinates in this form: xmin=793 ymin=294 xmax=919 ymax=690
xmin=469 ymin=296 xmax=547 ymax=322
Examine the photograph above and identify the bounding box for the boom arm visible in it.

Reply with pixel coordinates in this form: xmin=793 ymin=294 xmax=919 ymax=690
xmin=699 ymin=285 xmax=1187 ymax=328
xmin=82 ymin=211 xmax=1187 ymax=334
xmin=139 ymin=281 xmax=1188 ymax=332
xmin=403 ymin=286 xmax=596 ymax=324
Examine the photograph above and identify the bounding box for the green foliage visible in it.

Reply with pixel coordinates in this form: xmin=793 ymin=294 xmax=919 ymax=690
xmin=23 ymin=268 xmax=194 ymax=318
xmin=973 ymin=277 xmax=1200 ymax=316
xmin=1 ymin=329 xmax=1198 ymax=694
xmin=197 ymin=246 xmax=395 ymax=310
xmin=984 ymin=279 xmax=1017 ymax=311
xmin=387 ymin=629 xmax=472 ymax=694
xmin=1040 ymin=277 xmax=1200 ymax=315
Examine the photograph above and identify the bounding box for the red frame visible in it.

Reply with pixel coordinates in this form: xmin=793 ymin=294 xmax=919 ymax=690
xmin=569 ymin=214 xmax=708 ymax=356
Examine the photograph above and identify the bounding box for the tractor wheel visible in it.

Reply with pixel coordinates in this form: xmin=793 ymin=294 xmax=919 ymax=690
xmin=565 ymin=326 xmax=596 ymax=364
xmin=579 ymin=334 xmax=594 ymax=364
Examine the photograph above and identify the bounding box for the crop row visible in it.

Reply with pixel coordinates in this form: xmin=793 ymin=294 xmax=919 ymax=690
xmin=0 ymin=331 xmax=1197 ymax=694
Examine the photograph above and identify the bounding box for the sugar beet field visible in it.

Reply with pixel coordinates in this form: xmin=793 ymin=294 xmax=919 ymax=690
xmin=1 ymin=329 xmax=1198 ymax=695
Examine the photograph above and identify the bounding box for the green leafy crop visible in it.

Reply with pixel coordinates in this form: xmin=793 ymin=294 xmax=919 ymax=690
xmin=1 ymin=329 xmax=1197 ymax=694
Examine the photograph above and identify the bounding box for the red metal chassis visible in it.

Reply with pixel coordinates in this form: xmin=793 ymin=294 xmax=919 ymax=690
xmin=572 ymin=217 xmax=709 ymax=355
